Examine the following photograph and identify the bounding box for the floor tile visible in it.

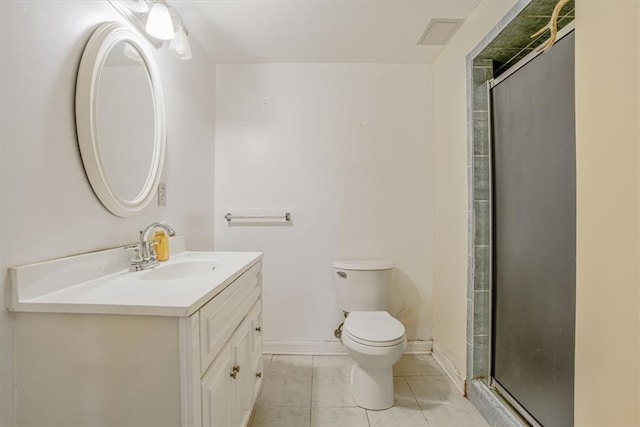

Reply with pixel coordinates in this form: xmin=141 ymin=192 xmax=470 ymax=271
xmin=394 ymin=376 xmax=419 ymax=407
xmin=367 ymin=405 xmax=429 ymax=427
xmin=250 ymin=406 xmax=311 ymax=427
xmin=312 ymin=355 xmax=353 ymax=377
xmin=263 ymin=354 xmax=273 ymax=371
xmin=268 ymin=355 xmax=313 ymax=378
xmin=259 ymin=376 xmax=312 ymax=407
xmin=312 ymin=376 xmax=357 ymax=407
xmin=422 ymin=399 xmax=489 ymax=426
xmin=406 ymin=375 xmax=467 ymax=409
xmin=256 ymin=352 xmax=490 ymax=427
xmin=393 ymin=354 xmax=445 ymax=377
xmin=310 ymin=407 xmax=368 ymax=427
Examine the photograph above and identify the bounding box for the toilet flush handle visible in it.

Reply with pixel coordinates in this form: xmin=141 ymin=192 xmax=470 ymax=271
xmin=336 ymin=271 xmax=347 ymax=279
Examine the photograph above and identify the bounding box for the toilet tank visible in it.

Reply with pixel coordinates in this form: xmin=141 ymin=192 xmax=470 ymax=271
xmin=333 ymin=259 xmax=395 ymax=312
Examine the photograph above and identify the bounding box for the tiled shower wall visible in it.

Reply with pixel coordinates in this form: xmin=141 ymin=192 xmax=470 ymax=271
xmin=467 ymin=58 xmax=493 ymax=380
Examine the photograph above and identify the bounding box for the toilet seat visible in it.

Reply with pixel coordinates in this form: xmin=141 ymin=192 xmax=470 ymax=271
xmin=344 ymin=311 xmax=406 ymax=347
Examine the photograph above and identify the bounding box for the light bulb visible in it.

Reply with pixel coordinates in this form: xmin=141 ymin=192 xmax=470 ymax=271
xmin=168 ymin=26 xmax=192 ymax=60
xmin=145 ymin=0 xmax=174 ymax=40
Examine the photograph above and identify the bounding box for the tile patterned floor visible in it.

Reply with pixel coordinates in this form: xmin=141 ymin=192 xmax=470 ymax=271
xmin=249 ymin=354 xmax=489 ymax=427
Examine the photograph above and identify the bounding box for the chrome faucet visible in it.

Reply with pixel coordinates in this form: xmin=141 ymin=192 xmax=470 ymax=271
xmin=126 ymin=221 xmax=176 ymax=272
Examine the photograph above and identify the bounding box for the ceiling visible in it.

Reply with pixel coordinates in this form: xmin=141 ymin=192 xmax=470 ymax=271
xmin=171 ymin=1 xmax=482 ymax=64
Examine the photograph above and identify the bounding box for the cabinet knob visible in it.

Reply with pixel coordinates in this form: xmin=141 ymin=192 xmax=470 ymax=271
xmin=256 ymin=372 xmax=262 ymax=378
xmin=255 ymin=326 xmax=262 ymax=332
xmin=232 ymin=364 xmax=240 ymax=373
xmin=230 ymin=370 xmax=237 ymax=379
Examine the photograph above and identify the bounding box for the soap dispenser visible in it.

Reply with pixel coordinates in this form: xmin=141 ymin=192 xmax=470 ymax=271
xmin=153 ymin=231 xmax=170 ymax=262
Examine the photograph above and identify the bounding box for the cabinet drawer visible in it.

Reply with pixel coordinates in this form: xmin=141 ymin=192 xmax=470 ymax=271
xmin=199 ymin=262 xmax=261 ymax=375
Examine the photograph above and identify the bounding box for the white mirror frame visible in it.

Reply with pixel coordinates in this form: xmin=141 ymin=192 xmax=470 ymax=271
xmin=76 ymin=21 xmax=166 ymax=217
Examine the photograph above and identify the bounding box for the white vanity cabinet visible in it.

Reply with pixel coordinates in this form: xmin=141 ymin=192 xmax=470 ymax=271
xmin=13 ymin=257 xmax=263 ymax=427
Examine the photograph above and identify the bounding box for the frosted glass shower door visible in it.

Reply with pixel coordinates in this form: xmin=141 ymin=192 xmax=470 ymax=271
xmin=490 ymin=31 xmax=576 ymax=426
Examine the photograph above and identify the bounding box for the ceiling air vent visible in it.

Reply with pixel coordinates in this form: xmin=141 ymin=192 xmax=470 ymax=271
xmin=417 ymin=19 xmax=464 ymax=45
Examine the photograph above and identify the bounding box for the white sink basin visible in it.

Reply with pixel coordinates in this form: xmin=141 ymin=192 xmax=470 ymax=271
xmin=139 ymin=259 xmax=217 ymax=281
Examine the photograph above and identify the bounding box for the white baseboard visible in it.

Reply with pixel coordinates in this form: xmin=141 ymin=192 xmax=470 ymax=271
xmin=405 ymin=340 xmax=433 ymax=354
xmin=264 ymin=339 xmax=433 ymax=355
xmin=431 ymin=342 xmax=466 ymax=395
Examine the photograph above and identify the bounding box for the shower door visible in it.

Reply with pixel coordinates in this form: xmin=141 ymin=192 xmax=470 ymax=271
xmin=490 ymin=31 xmax=575 ymax=426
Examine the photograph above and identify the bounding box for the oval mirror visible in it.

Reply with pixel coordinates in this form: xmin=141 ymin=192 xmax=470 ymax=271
xmin=76 ymin=22 xmax=165 ymax=217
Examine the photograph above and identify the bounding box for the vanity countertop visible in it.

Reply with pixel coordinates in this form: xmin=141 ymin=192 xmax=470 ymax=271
xmin=9 ymin=245 xmax=262 ymax=317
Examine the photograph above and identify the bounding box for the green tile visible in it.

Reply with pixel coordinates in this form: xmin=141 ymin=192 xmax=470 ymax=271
xmin=467 ymin=256 xmax=474 ymax=297
xmin=472 ymin=66 xmax=492 ymax=85
xmin=474 ymin=0 xmax=574 ymax=77
xmin=474 ymin=201 xmax=490 ymax=246
xmin=473 ymin=58 xmax=493 ymax=68
xmin=472 ymin=335 xmax=490 ymax=379
xmin=473 ymin=156 xmax=490 ymax=201
xmin=473 ymin=291 xmax=490 ymax=336
xmin=521 ymin=0 xmax=574 ymax=17
xmin=473 ymin=111 xmax=489 ymax=155
xmin=474 ymin=246 xmax=490 ymax=291
xmin=473 ymin=81 xmax=489 ymax=112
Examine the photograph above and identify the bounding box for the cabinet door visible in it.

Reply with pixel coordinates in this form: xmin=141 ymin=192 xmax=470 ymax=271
xmin=248 ymin=301 xmax=264 ymax=400
xmin=231 ymin=317 xmax=253 ymax=427
xmin=201 ymin=343 xmax=233 ymax=427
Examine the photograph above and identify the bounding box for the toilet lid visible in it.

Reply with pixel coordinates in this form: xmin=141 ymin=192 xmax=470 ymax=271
xmin=344 ymin=311 xmax=406 ymax=345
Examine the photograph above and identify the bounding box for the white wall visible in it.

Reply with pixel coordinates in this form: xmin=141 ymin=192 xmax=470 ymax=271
xmin=574 ymin=1 xmax=640 ymax=424
xmin=0 ymin=2 xmax=216 ymax=424
xmin=431 ymin=0 xmax=516 ymax=378
xmin=214 ymin=64 xmax=433 ymax=346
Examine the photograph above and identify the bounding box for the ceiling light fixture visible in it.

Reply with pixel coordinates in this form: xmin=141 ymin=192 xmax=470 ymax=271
xmin=145 ymin=0 xmax=174 ymax=40
xmin=168 ymin=16 xmax=192 ymax=61
xmin=109 ymin=0 xmax=192 ymax=61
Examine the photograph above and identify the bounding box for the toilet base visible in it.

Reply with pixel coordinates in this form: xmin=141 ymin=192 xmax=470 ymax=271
xmin=350 ymin=362 xmax=394 ymax=410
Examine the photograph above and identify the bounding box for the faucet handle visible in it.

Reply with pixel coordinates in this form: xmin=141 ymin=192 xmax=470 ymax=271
xmin=124 ymin=244 xmax=143 ymax=262
xmin=146 ymin=241 xmax=158 ymax=261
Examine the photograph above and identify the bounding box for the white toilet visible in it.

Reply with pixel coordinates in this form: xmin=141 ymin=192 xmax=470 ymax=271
xmin=333 ymin=259 xmax=407 ymax=410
